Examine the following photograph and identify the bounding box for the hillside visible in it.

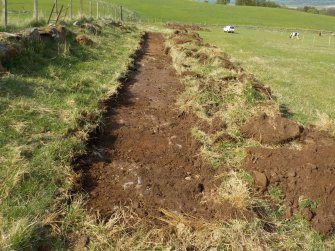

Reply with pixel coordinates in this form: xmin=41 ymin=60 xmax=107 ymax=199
xmin=111 ymin=0 xmax=335 ymax=30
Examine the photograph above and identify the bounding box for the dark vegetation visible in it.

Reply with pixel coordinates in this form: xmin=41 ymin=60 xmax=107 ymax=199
xmin=235 ymin=0 xmax=280 ymax=7
xmin=297 ymin=6 xmax=335 ymax=16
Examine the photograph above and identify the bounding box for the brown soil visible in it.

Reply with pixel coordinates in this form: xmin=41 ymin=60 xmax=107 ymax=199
xmin=166 ymin=23 xmax=210 ymax=31
xmin=245 ymin=125 xmax=335 ymax=235
xmin=252 ymin=83 xmax=272 ymax=99
xmin=75 ymin=35 xmax=94 ymax=46
xmin=241 ymin=113 xmax=303 ymax=144
xmin=77 ymin=33 xmax=249 ymax=224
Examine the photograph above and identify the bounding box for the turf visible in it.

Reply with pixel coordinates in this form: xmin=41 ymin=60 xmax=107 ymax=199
xmin=110 ymin=0 xmax=335 ymax=31
xmin=200 ymin=27 xmax=335 ymax=124
xmin=0 ymin=24 xmax=141 ymax=249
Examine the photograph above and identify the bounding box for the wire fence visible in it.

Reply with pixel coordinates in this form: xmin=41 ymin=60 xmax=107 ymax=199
xmin=0 ymin=0 xmax=140 ymax=28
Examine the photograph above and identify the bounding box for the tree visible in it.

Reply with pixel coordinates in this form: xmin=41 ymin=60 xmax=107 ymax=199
xmin=325 ymin=7 xmax=335 ymax=16
xmin=216 ymin=0 xmax=230 ymax=4
xmin=235 ymin=0 xmax=257 ymax=6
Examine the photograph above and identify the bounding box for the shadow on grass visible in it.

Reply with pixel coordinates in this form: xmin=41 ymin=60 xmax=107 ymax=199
xmin=0 ymin=35 xmax=92 ymax=100
xmin=72 ymin=33 xmax=148 ymax=195
xmin=279 ymin=103 xmax=294 ymax=119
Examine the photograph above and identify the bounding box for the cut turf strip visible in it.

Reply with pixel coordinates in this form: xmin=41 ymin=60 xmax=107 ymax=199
xmin=76 ymin=33 xmax=250 ymax=223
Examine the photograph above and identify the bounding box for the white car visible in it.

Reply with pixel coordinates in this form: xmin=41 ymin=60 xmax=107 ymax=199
xmin=223 ymin=26 xmax=235 ymax=33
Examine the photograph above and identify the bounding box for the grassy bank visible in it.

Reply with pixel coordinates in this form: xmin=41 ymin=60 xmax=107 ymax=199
xmin=0 ymin=23 xmax=141 ymax=249
xmin=200 ymin=27 xmax=335 ymax=125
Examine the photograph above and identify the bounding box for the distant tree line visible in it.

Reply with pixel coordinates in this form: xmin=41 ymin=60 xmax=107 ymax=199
xmin=297 ymin=6 xmax=335 ymax=16
xmin=214 ymin=0 xmax=335 ymax=15
xmin=235 ymin=0 xmax=280 ymax=7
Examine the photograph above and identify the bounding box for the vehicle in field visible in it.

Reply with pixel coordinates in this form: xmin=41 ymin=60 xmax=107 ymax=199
xmin=223 ymin=25 xmax=235 ymax=33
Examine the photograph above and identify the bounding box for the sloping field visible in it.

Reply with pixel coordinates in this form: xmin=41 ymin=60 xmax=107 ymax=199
xmin=111 ymin=0 xmax=335 ymax=30
xmin=200 ymin=27 xmax=335 ymax=125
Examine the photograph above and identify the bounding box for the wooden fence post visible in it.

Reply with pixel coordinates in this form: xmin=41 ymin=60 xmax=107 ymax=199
xmin=34 ymin=0 xmax=38 ymax=21
xmin=54 ymin=0 xmax=58 ymax=13
xmin=69 ymin=0 xmax=72 ymax=19
xmin=2 ymin=0 xmax=7 ymax=28
xmin=89 ymin=0 xmax=92 ymax=18
xmin=80 ymin=0 xmax=83 ymax=17
xmin=120 ymin=6 xmax=123 ymax=21
xmin=96 ymin=1 xmax=99 ymax=19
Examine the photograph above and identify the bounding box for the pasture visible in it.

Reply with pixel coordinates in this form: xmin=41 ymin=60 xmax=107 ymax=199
xmin=201 ymin=27 xmax=335 ymax=124
xmin=111 ymin=0 xmax=335 ymax=31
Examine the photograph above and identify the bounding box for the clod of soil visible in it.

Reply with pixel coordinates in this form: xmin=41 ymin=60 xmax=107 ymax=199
xmin=166 ymin=23 xmax=209 ymax=31
xmin=76 ymin=33 xmax=250 ymax=225
xmin=171 ymin=30 xmax=204 ymax=46
xmin=194 ymin=52 xmax=209 ymax=64
xmin=252 ymin=171 xmax=268 ymax=192
xmin=75 ymin=35 xmax=94 ymax=46
xmin=38 ymin=27 xmax=60 ymax=40
xmin=245 ymin=128 xmax=335 ymax=235
xmin=252 ymin=83 xmax=272 ymax=99
xmin=56 ymin=26 xmax=68 ymax=39
xmin=240 ymin=113 xmax=303 ymax=144
xmin=210 ymin=116 xmax=227 ymax=133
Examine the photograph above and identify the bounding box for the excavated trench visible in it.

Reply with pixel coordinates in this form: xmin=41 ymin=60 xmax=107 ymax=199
xmin=75 ymin=33 xmax=249 ymax=224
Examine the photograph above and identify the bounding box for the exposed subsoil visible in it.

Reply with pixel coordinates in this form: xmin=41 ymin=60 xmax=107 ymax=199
xmin=240 ymin=113 xmax=303 ymax=145
xmin=77 ymin=33 xmax=249 ymax=224
xmin=244 ymin=115 xmax=335 ymax=235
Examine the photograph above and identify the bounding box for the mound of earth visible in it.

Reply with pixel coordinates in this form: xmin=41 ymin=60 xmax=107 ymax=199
xmin=170 ymin=30 xmax=204 ymax=46
xmin=240 ymin=113 xmax=303 ymax=144
xmin=76 ymin=33 xmax=250 ymax=224
xmin=75 ymin=35 xmax=94 ymax=46
xmin=166 ymin=23 xmax=209 ymax=31
xmin=245 ymin=128 xmax=335 ymax=234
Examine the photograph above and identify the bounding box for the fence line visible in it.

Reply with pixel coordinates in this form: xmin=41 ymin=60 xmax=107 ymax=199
xmin=2 ymin=0 xmax=7 ymax=27
xmin=1 ymin=0 xmax=140 ymax=28
xmin=33 ymin=0 xmax=38 ymax=21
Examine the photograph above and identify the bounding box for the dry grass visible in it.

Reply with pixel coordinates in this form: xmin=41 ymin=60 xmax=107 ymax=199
xmin=165 ymin=31 xmax=276 ymax=168
xmin=316 ymin=111 xmax=335 ymax=136
xmin=217 ymin=171 xmax=252 ymax=209
xmin=160 ymin=29 xmax=335 ymax=250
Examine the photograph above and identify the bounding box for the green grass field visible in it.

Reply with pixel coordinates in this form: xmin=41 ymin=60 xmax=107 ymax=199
xmin=1 ymin=0 xmax=129 ymax=29
xmin=111 ymin=0 xmax=335 ymax=31
xmin=2 ymin=0 xmax=335 ymax=31
xmin=200 ymin=27 xmax=335 ymax=124
xmin=0 ymin=24 xmax=141 ymax=249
